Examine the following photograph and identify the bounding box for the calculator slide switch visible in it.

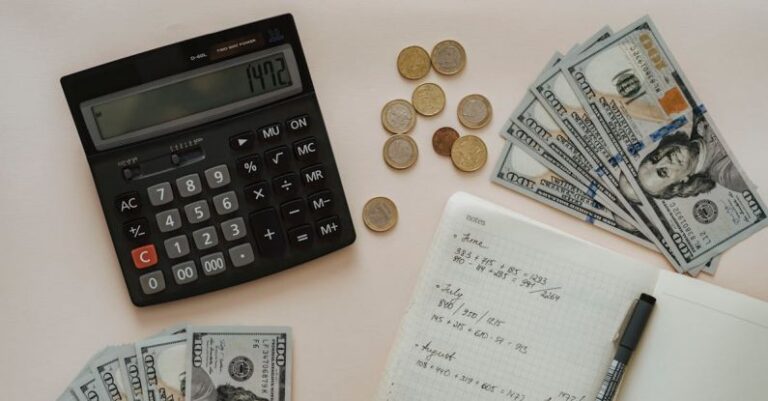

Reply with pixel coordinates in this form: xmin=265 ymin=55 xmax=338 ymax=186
xmin=131 ymin=244 xmax=158 ymax=269
xmin=249 ymin=208 xmax=287 ymax=256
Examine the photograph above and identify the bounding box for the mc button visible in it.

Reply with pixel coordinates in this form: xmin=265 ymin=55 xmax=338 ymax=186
xmin=115 ymin=192 xmax=141 ymax=215
xmin=293 ymin=138 xmax=318 ymax=161
xmin=131 ymin=244 xmax=158 ymax=269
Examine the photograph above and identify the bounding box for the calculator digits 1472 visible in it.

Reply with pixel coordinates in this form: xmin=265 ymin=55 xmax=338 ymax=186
xmin=61 ymin=14 xmax=355 ymax=306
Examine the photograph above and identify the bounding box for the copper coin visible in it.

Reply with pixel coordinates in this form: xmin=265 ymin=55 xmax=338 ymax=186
xmin=432 ymin=127 xmax=460 ymax=156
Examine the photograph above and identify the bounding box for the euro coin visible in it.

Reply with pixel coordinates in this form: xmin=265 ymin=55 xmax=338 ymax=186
xmin=363 ymin=197 xmax=398 ymax=232
xmin=381 ymin=99 xmax=416 ymax=134
xmin=431 ymin=40 xmax=466 ymax=75
xmin=450 ymin=135 xmax=487 ymax=172
xmin=432 ymin=127 xmax=460 ymax=157
xmin=457 ymin=94 xmax=492 ymax=129
xmin=411 ymin=83 xmax=446 ymax=116
xmin=397 ymin=46 xmax=431 ymax=80
xmin=383 ymin=134 xmax=418 ymax=170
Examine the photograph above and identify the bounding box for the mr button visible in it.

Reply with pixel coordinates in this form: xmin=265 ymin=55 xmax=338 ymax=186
xmin=301 ymin=165 xmax=326 ymax=187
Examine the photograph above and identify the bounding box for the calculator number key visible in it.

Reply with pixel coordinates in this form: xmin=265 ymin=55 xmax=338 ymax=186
xmin=164 ymin=235 xmax=190 ymax=259
xmin=221 ymin=217 xmax=247 ymax=242
xmin=176 ymin=174 xmax=202 ymax=197
xmin=139 ymin=271 xmax=166 ymax=295
xmin=192 ymin=226 xmax=219 ymax=250
xmin=184 ymin=200 xmax=211 ymax=224
xmin=204 ymin=165 xmax=231 ymax=189
xmin=212 ymin=191 xmax=239 ymax=215
xmin=147 ymin=182 xmax=174 ymax=206
xmin=200 ymin=252 xmax=227 ymax=276
xmin=156 ymin=209 xmax=182 ymax=232
xmin=171 ymin=261 xmax=198 ymax=285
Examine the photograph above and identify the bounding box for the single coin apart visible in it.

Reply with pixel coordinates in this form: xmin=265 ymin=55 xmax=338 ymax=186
xmin=412 ymin=83 xmax=446 ymax=116
xmin=432 ymin=127 xmax=460 ymax=156
xmin=457 ymin=94 xmax=492 ymax=129
xmin=363 ymin=196 xmax=398 ymax=232
xmin=383 ymin=134 xmax=419 ymax=170
xmin=381 ymin=99 xmax=417 ymax=134
xmin=431 ymin=40 xmax=466 ymax=75
xmin=451 ymin=135 xmax=487 ymax=172
xmin=397 ymin=46 xmax=431 ymax=80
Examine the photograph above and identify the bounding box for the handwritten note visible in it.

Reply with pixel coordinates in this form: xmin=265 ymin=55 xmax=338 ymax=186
xmin=377 ymin=193 xmax=658 ymax=401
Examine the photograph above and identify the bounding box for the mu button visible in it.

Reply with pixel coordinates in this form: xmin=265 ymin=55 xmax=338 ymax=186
xmin=131 ymin=244 xmax=158 ymax=269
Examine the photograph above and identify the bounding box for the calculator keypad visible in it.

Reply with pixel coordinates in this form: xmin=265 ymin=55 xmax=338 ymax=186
xmin=103 ymin=102 xmax=355 ymax=305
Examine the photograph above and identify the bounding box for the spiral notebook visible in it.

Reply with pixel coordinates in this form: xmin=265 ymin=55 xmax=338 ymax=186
xmin=376 ymin=192 xmax=768 ymax=401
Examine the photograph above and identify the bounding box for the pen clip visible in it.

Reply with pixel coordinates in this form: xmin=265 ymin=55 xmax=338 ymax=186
xmin=612 ymin=298 xmax=638 ymax=344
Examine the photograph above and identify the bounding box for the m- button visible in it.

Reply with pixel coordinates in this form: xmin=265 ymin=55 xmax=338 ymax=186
xmin=308 ymin=191 xmax=333 ymax=214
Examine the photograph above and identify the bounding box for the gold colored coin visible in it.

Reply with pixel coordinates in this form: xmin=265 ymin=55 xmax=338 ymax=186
xmin=457 ymin=94 xmax=492 ymax=129
xmin=363 ymin=196 xmax=398 ymax=232
xmin=411 ymin=83 xmax=446 ymax=116
xmin=383 ymin=134 xmax=418 ymax=170
xmin=432 ymin=127 xmax=460 ymax=157
xmin=431 ymin=40 xmax=466 ymax=75
xmin=397 ymin=46 xmax=431 ymax=80
xmin=450 ymin=135 xmax=487 ymax=172
xmin=381 ymin=99 xmax=416 ymax=134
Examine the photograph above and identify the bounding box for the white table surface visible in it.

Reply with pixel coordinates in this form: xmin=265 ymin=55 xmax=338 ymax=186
xmin=2 ymin=1 xmax=767 ymax=399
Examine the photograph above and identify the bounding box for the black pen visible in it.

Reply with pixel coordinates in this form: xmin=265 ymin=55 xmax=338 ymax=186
xmin=595 ymin=293 xmax=656 ymax=401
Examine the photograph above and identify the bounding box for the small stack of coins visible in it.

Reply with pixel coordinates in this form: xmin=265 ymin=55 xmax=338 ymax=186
xmin=380 ymin=40 xmax=491 ymax=173
xmin=367 ymin=40 xmax=493 ymax=232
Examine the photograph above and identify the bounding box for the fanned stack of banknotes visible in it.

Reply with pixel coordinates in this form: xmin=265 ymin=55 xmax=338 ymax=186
xmin=57 ymin=325 xmax=292 ymax=401
xmin=492 ymin=16 xmax=767 ymax=276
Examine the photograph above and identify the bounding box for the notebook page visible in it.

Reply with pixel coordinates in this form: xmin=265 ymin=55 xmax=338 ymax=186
xmin=619 ymin=270 xmax=768 ymax=401
xmin=377 ymin=192 xmax=658 ymax=401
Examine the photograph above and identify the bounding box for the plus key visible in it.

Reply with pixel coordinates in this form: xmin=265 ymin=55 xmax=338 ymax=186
xmin=249 ymin=208 xmax=287 ymax=255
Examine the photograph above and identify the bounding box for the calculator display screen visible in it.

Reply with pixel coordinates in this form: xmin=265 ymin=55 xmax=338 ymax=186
xmin=80 ymin=45 xmax=302 ymax=150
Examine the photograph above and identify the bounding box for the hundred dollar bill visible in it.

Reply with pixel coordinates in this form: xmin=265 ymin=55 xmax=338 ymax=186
xmin=71 ymin=370 xmax=110 ymax=401
xmin=492 ymin=139 xmax=655 ymax=249
xmin=90 ymin=345 xmax=135 ymax=401
xmin=185 ymin=326 xmax=292 ymax=401
xmin=562 ymin=16 xmax=767 ymax=269
xmin=136 ymin=334 xmax=187 ymax=401
xmin=119 ymin=345 xmax=147 ymax=401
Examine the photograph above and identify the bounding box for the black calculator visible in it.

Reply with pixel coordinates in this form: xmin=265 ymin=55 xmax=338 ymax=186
xmin=61 ymin=14 xmax=355 ymax=306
